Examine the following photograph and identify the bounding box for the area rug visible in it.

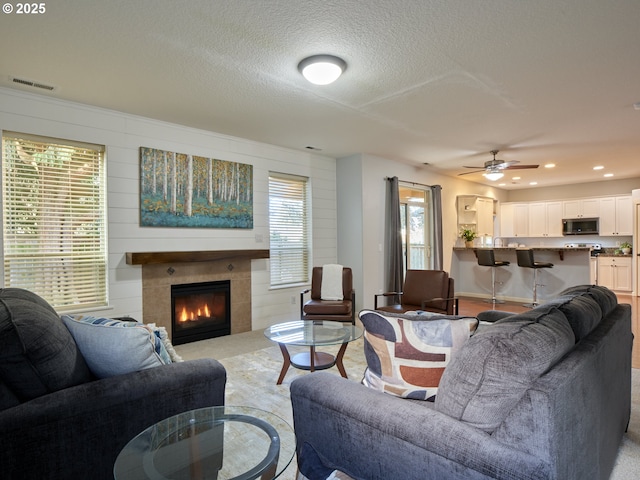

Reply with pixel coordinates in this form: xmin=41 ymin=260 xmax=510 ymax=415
xmin=217 ymin=340 xmax=366 ymax=480
xmin=186 ymin=337 xmax=640 ymax=480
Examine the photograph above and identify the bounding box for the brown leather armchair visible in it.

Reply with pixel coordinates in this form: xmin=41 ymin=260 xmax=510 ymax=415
xmin=300 ymin=266 xmax=355 ymax=324
xmin=374 ymin=269 xmax=458 ymax=315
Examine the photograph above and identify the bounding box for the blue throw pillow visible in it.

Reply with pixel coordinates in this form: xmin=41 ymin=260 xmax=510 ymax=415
xmin=61 ymin=315 xmax=172 ymax=379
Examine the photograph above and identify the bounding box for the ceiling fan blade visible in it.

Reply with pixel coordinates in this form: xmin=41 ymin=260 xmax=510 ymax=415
xmin=458 ymin=169 xmax=485 ymax=176
xmin=462 ymin=165 xmax=484 ymax=169
xmin=504 ymin=164 xmax=539 ymax=170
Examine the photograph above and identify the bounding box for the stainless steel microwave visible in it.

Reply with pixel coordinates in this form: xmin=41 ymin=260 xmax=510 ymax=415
xmin=562 ymin=218 xmax=599 ymax=235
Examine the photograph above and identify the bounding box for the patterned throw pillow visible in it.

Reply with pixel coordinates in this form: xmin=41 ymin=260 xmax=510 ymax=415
xmin=359 ymin=310 xmax=479 ymax=401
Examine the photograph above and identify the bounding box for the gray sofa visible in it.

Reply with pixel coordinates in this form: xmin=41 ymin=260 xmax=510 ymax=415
xmin=0 ymin=288 xmax=226 ymax=480
xmin=291 ymin=285 xmax=632 ymax=480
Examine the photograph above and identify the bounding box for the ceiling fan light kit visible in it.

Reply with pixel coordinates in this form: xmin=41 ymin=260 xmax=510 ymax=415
xmin=298 ymin=55 xmax=347 ymax=85
xmin=483 ymin=170 xmax=504 ymax=181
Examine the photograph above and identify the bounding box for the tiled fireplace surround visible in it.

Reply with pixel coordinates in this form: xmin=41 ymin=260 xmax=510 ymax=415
xmin=126 ymin=250 xmax=269 ymax=340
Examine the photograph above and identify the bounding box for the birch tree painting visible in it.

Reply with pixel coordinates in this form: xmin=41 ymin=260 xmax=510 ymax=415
xmin=139 ymin=147 xmax=253 ymax=228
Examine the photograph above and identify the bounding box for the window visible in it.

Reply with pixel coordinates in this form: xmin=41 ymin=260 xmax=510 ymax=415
xmin=268 ymin=173 xmax=310 ymax=286
xmin=1 ymin=132 xmax=108 ymax=311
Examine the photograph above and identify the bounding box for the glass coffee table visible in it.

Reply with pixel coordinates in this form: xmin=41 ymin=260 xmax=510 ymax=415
xmin=264 ymin=320 xmax=363 ymax=385
xmin=113 ymin=405 xmax=295 ymax=480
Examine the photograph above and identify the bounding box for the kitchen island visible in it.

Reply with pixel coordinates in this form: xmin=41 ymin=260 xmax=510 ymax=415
xmin=451 ymin=247 xmax=592 ymax=304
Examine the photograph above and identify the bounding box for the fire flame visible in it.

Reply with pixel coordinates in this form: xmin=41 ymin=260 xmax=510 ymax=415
xmin=178 ymin=303 xmax=211 ymax=322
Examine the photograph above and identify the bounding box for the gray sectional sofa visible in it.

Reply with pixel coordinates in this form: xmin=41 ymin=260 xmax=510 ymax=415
xmin=291 ymin=285 xmax=632 ymax=480
xmin=0 ymin=288 xmax=227 ymax=480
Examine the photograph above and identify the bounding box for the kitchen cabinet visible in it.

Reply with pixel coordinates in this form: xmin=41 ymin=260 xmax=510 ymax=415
xmin=598 ymin=196 xmax=632 ymax=236
xmin=597 ymin=256 xmax=632 ymax=292
xmin=457 ymin=195 xmax=494 ymax=237
xmin=500 ymin=203 xmax=529 ymax=237
xmin=562 ymin=198 xmax=600 ymax=218
xmin=528 ymin=201 xmax=563 ymax=237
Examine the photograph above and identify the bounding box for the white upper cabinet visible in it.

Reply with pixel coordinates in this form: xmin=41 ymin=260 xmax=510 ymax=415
xmin=457 ymin=195 xmax=494 ymax=237
xmin=500 ymin=203 xmax=529 ymax=237
xmin=476 ymin=197 xmax=494 ymax=237
xmin=562 ymin=198 xmax=600 ymax=218
xmin=599 ymin=196 xmax=632 ymax=236
xmin=528 ymin=201 xmax=563 ymax=237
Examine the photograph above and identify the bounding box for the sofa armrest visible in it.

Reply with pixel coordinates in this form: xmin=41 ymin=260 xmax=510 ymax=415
xmin=291 ymin=373 xmax=549 ymax=480
xmin=0 ymin=358 xmax=226 ymax=480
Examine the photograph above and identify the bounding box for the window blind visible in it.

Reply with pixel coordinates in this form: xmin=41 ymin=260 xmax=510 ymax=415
xmin=268 ymin=173 xmax=310 ymax=286
xmin=2 ymin=132 xmax=108 ymax=311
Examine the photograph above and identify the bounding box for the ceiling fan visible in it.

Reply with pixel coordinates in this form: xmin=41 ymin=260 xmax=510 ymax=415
xmin=458 ymin=150 xmax=539 ymax=181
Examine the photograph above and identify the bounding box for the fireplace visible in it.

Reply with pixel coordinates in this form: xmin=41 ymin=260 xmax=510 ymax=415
xmin=171 ymin=280 xmax=231 ymax=345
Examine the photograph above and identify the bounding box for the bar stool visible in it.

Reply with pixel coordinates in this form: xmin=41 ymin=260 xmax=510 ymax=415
xmin=516 ymin=249 xmax=554 ymax=307
xmin=476 ymin=249 xmax=510 ymax=304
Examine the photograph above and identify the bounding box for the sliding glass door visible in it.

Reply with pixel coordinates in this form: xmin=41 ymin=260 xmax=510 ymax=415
xmin=399 ymin=184 xmax=434 ymax=271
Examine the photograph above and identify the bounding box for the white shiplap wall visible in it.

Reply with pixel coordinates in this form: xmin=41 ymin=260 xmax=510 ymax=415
xmin=0 ymin=88 xmax=337 ymax=330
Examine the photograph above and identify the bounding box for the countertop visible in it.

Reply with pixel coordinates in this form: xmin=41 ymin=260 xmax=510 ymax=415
xmin=453 ymin=246 xmax=633 ymax=260
xmin=453 ymin=246 xmax=592 ymax=252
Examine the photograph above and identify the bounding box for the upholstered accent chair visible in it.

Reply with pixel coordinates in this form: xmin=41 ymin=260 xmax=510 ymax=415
xmin=374 ymin=269 xmax=457 ymax=315
xmin=300 ymin=266 xmax=355 ymax=324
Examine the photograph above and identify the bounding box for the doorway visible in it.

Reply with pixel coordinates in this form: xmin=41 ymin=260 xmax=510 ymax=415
xmin=399 ymin=184 xmax=435 ymax=271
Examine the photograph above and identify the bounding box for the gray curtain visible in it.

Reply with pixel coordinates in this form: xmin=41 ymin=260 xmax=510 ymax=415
xmin=430 ymin=185 xmax=444 ymax=270
xmin=385 ymin=177 xmax=404 ymax=294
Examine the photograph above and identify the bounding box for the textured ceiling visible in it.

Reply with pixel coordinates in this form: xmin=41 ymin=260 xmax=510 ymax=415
xmin=2 ymin=0 xmax=640 ymax=189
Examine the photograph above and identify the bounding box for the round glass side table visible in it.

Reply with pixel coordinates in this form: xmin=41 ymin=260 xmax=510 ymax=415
xmin=114 ymin=405 xmax=295 ymax=480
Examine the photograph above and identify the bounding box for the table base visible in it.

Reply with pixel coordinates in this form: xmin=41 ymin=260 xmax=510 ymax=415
xmin=290 ymin=351 xmax=336 ymax=371
xmin=276 ymin=343 xmax=349 ymax=385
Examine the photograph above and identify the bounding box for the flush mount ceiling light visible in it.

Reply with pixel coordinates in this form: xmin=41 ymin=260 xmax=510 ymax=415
xmin=298 ymin=55 xmax=347 ymax=85
xmin=483 ymin=169 xmax=504 ymax=181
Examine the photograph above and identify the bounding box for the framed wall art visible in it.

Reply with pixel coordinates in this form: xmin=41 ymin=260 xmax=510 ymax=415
xmin=139 ymin=147 xmax=253 ymax=228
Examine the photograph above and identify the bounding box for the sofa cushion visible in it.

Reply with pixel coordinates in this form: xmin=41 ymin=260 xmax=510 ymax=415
xmin=492 ymin=294 xmax=601 ymax=343
xmin=360 ymin=309 xmax=478 ymax=401
xmin=0 ymin=379 xmax=21 ymax=410
xmin=558 ymin=285 xmax=617 ymax=317
xmin=435 ymin=307 xmax=575 ymax=433
xmin=0 ymin=288 xmax=93 ymax=405
xmin=61 ymin=315 xmax=172 ymax=378
xmin=545 ymin=294 xmax=602 ymax=342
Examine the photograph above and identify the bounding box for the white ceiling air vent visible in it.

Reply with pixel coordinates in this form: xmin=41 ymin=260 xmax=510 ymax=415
xmin=10 ymin=76 xmax=57 ymax=92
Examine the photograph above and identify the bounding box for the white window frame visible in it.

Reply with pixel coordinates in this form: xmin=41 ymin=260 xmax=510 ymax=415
xmin=268 ymin=172 xmax=310 ymax=287
xmin=1 ymin=131 xmax=108 ymax=311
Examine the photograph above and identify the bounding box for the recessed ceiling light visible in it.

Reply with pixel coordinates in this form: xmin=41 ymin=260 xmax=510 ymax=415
xmin=593 ymin=166 xmax=604 ymax=170
xmin=544 ymin=163 xmax=555 ymax=168
xmin=512 ymin=176 xmax=521 ymax=180
xmin=498 ymin=183 xmax=506 ymax=186
xmin=529 ymin=182 xmax=538 ymax=185
xmin=604 ymin=173 xmax=614 ymax=177
xmin=298 ymin=55 xmax=347 ymax=85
